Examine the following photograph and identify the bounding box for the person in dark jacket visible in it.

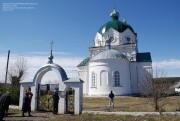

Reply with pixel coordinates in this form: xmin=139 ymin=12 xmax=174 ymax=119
xmin=0 ymin=102 xmax=5 ymax=121
xmin=26 ymin=87 xmax=33 ymax=112
xmin=22 ymin=92 xmax=32 ymax=117
xmin=109 ymin=91 xmax=115 ymax=108
xmin=52 ymin=90 xmax=59 ymax=114
xmin=0 ymin=91 xmax=11 ymax=117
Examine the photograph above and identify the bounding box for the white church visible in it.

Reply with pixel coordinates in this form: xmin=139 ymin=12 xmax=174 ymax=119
xmin=77 ymin=8 xmax=152 ymax=96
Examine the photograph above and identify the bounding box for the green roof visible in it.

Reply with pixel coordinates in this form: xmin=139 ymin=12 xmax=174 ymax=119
xmin=77 ymin=57 xmax=90 ymax=67
xmin=98 ymin=9 xmax=135 ymax=35
xmin=136 ymin=52 xmax=152 ymax=62
xmin=98 ymin=20 xmax=135 ymax=35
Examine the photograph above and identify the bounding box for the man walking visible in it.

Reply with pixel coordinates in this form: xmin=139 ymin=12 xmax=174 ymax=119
xmin=109 ymin=91 xmax=115 ymax=108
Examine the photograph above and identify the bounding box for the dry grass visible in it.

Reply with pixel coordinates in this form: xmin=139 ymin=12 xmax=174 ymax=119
xmin=49 ymin=113 xmax=180 ymax=121
xmin=83 ymin=96 xmax=180 ymax=112
xmin=5 ymin=110 xmax=180 ymax=121
xmin=4 ymin=96 xmax=180 ymax=121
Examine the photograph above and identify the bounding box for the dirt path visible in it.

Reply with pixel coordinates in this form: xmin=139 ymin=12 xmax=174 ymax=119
xmin=3 ymin=110 xmax=59 ymax=121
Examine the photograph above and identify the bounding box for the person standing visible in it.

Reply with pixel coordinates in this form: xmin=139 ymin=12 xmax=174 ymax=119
xmin=0 ymin=91 xmax=11 ymax=117
xmin=109 ymin=91 xmax=115 ymax=108
xmin=27 ymin=87 xmax=33 ymax=112
xmin=22 ymin=92 xmax=32 ymax=117
xmin=52 ymin=90 xmax=59 ymax=114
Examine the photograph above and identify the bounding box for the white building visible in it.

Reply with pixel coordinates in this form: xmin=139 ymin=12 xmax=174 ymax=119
xmin=175 ymin=81 xmax=180 ymax=93
xmin=77 ymin=8 xmax=152 ymax=96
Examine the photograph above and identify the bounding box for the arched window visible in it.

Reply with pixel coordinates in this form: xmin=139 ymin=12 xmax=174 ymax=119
xmin=126 ymin=36 xmax=133 ymax=44
xmin=100 ymin=70 xmax=108 ymax=86
xmin=114 ymin=71 xmax=120 ymax=86
xmin=91 ymin=72 xmax=96 ymax=87
xmin=126 ymin=37 xmax=131 ymax=42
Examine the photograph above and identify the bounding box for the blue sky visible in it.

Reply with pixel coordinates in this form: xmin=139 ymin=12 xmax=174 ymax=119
xmin=0 ymin=0 xmax=180 ymax=82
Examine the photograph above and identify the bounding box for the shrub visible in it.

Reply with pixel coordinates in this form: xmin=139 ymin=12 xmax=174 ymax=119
xmin=0 ymin=86 xmax=20 ymax=105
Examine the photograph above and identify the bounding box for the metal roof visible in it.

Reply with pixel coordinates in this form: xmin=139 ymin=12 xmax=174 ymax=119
xmin=77 ymin=57 xmax=90 ymax=67
xmin=91 ymin=49 xmax=127 ymax=61
xmin=175 ymin=81 xmax=180 ymax=88
xmin=136 ymin=52 xmax=152 ymax=62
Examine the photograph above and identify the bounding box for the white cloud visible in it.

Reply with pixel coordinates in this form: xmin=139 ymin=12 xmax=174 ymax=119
xmin=152 ymin=59 xmax=180 ymax=69
xmin=0 ymin=54 xmax=84 ymax=83
xmin=1 ymin=54 xmax=180 ymax=83
xmin=152 ymin=59 xmax=180 ymax=77
xmin=30 ymin=51 xmax=71 ymax=56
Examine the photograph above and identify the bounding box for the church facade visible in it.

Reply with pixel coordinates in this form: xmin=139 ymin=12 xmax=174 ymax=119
xmin=77 ymin=8 xmax=152 ymax=96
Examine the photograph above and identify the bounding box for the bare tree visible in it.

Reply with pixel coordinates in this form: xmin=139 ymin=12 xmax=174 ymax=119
xmin=139 ymin=69 xmax=170 ymax=112
xmin=8 ymin=56 xmax=27 ymax=87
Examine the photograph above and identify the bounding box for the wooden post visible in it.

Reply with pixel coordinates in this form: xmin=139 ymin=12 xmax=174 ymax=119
xmin=5 ymin=50 xmax=10 ymax=84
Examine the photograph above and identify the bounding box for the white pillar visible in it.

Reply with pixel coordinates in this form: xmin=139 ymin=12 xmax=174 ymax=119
xmin=74 ymin=84 xmax=83 ymax=115
xmin=31 ymin=85 xmax=36 ymax=111
xmin=74 ymin=87 xmax=80 ymax=115
xmin=19 ymin=84 xmax=25 ymax=110
xmin=58 ymin=91 xmax=66 ymax=114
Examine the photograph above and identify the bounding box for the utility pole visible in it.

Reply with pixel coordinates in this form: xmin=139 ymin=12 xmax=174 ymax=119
xmin=5 ymin=50 xmax=10 ymax=84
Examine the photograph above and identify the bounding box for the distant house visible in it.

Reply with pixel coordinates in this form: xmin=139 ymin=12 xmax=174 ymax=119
xmin=175 ymin=81 xmax=180 ymax=92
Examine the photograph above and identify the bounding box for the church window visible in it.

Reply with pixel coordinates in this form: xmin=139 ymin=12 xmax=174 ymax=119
xmin=114 ymin=71 xmax=120 ymax=86
xmin=126 ymin=37 xmax=131 ymax=42
xmin=100 ymin=70 xmax=108 ymax=86
xmin=91 ymin=72 xmax=96 ymax=87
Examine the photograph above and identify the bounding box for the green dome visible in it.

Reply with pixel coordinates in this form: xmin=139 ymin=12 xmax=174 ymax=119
xmin=98 ymin=20 xmax=134 ymax=35
xmin=98 ymin=9 xmax=135 ymax=35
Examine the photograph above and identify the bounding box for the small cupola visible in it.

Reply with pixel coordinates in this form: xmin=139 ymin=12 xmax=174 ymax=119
xmin=48 ymin=41 xmax=54 ymax=64
xmin=110 ymin=8 xmax=119 ymax=20
xmin=97 ymin=7 xmax=135 ymax=35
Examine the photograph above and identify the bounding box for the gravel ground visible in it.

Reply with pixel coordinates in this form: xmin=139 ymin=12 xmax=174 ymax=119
xmin=3 ymin=108 xmax=180 ymax=121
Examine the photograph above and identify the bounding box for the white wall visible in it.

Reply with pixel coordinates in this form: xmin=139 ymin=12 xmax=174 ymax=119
xmin=78 ymin=66 xmax=88 ymax=95
xmin=136 ymin=62 xmax=152 ymax=92
xmin=88 ymin=59 xmax=131 ymax=95
xmin=19 ymin=83 xmax=36 ymax=111
xmin=92 ymin=28 xmax=138 ymax=61
xmin=175 ymin=88 xmax=180 ymax=92
xmin=130 ymin=62 xmax=138 ymax=94
xmin=94 ymin=28 xmax=136 ymax=46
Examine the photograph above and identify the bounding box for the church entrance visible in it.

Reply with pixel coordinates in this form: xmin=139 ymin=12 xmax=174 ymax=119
xmin=19 ymin=62 xmax=83 ymax=115
xmin=66 ymin=88 xmax=75 ymax=114
xmin=19 ymin=43 xmax=83 ymax=115
xmin=37 ymin=84 xmax=53 ymax=111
